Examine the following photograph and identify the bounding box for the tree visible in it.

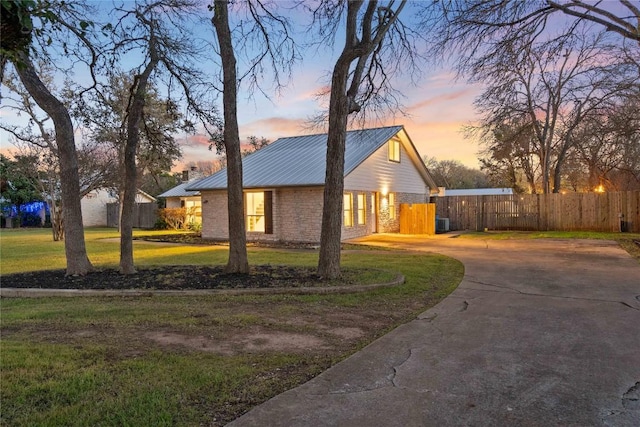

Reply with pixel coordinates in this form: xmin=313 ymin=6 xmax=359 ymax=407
xmin=242 ymin=136 xmax=270 ymax=157
xmin=212 ymin=0 xmax=249 ymax=274
xmin=469 ymin=27 xmax=636 ymax=193
xmin=76 ymin=72 xmax=186 ymax=196
xmin=1 ymin=66 xmax=115 ymax=240
xmin=184 ymin=160 xmax=226 ymax=177
xmin=104 ymin=0 xmax=222 ymax=274
xmin=477 ymin=120 xmax=539 ymax=193
xmin=574 ymin=93 xmax=640 ymax=191
xmin=1 ymin=0 xmax=96 ymax=275
xmin=313 ymin=0 xmax=410 ymax=279
xmin=210 ymin=0 xmax=297 ymax=274
xmin=423 ymin=157 xmax=490 ymax=189
xmin=420 ymin=1 xmax=639 ymax=194
xmin=420 ymin=1 xmax=640 ymax=56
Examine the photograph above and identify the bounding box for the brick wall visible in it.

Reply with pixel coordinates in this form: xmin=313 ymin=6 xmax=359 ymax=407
xmin=201 ymin=188 xmax=425 ymax=243
xmin=200 ymin=190 xmax=229 ymax=239
xmin=277 ymin=187 xmax=325 ymax=242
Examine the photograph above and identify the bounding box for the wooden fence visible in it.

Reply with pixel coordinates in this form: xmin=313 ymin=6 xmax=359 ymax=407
xmin=106 ymin=203 xmax=158 ymax=229
xmin=399 ymin=203 xmax=436 ymax=235
xmin=435 ymin=191 xmax=639 ymax=233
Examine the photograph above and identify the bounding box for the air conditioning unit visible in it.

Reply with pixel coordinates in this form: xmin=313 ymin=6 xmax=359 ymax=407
xmin=436 ymin=218 xmax=450 ymax=233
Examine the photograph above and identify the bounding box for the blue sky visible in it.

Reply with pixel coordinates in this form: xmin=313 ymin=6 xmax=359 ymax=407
xmin=0 ymin=1 xmax=485 ymax=172
xmin=176 ymin=1 xmax=485 ymax=171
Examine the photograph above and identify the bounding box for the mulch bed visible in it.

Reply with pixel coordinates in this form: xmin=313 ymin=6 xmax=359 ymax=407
xmin=1 ymin=265 xmax=331 ymax=290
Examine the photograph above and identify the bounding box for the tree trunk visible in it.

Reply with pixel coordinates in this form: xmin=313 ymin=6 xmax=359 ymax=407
xmin=119 ymin=71 xmax=157 ymax=274
xmin=318 ymin=57 xmax=352 ymax=279
xmin=213 ymin=0 xmax=249 ymax=274
xmin=119 ymin=124 xmax=138 ymax=274
xmin=47 ymin=200 xmax=64 ymax=241
xmin=14 ymin=53 xmax=93 ymax=275
xmin=317 ymin=0 xmax=406 ymax=279
xmin=119 ymin=26 xmax=159 ymax=274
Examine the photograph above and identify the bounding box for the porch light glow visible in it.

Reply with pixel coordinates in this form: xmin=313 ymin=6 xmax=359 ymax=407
xmin=595 ymin=184 xmax=605 ymax=193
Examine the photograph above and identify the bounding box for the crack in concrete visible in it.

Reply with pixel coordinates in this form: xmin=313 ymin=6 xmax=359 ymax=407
xmin=390 ymin=348 xmax=414 ymax=388
xmin=619 ymin=301 xmax=640 ymax=312
xmin=465 ymin=279 xmax=640 ymax=311
xmin=622 ymin=381 xmax=640 ymax=410
xmin=326 ymin=349 xmax=415 ymax=396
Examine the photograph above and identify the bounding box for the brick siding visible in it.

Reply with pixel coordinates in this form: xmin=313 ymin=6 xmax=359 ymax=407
xmin=201 ymin=188 xmax=426 ymax=243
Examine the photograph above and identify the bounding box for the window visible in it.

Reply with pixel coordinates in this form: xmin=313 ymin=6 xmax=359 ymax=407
xmin=388 ymin=138 xmax=400 ymax=162
xmin=246 ymin=192 xmax=265 ymax=232
xmin=343 ymin=193 xmax=353 ymax=227
xmin=388 ymin=192 xmax=396 ymax=219
xmin=357 ymin=193 xmax=366 ymax=225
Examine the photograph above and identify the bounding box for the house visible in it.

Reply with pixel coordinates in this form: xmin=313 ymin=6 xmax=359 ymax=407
xmin=186 ymin=125 xmax=438 ymax=243
xmin=81 ymin=188 xmax=156 ymax=227
xmin=157 ymin=182 xmax=202 ymax=225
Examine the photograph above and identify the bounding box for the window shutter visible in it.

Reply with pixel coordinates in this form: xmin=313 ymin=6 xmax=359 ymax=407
xmin=264 ymin=191 xmax=273 ymax=234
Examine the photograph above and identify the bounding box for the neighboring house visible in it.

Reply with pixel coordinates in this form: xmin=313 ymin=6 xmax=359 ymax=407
xmin=436 ymin=187 xmax=514 ymax=197
xmin=81 ymin=188 xmax=156 ymax=227
xmin=157 ymin=182 xmax=202 ymax=225
xmin=187 ymin=125 xmax=439 ymax=243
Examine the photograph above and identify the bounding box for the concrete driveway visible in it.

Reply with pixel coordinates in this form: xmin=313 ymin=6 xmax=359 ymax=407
xmin=229 ymin=235 xmax=640 ymax=427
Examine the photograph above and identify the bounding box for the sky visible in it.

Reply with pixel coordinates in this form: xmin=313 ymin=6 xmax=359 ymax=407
xmin=177 ymin=67 xmax=484 ymax=173
xmin=0 ymin=1 xmax=486 ymax=173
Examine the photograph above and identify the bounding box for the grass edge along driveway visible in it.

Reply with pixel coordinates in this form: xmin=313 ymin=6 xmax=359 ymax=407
xmin=0 ymin=228 xmax=463 ymax=426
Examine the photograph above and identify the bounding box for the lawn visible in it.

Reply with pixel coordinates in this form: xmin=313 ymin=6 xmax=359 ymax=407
xmin=0 ymin=228 xmax=463 ymax=426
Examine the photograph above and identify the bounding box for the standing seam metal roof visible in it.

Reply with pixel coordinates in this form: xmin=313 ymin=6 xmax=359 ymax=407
xmin=157 ymin=182 xmax=201 ymax=198
xmin=186 ymin=125 xmax=405 ymax=190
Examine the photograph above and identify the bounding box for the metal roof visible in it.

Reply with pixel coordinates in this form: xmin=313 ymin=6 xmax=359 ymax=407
xmin=187 ymin=126 xmax=406 ymax=191
xmin=157 ymin=182 xmax=201 ymax=198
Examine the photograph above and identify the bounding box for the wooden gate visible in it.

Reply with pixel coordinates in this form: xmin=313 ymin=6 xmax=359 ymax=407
xmin=399 ymin=203 xmax=436 ymax=235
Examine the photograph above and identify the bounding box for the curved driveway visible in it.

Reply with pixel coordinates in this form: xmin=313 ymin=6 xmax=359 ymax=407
xmin=229 ymin=235 xmax=640 ymax=427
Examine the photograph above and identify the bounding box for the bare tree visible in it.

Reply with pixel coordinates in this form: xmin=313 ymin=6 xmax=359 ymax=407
xmin=210 ymin=0 xmax=298 ymax=274
xmin=309 ymin=0 xmax=411 ymax=279
xmin=1 ymin=0 xmax=100 ymax=275
xmin=212 ymin=0 xmax=248 ymax=274
xmin=185 ymin=159 xmax=226 ymax=176
xmin=420 ymin=0 xmax=640 ymax=57
xmin=476 ymin=120 xmax=540 ymax=193
xmin=574 ymin=93 xmax=640 ymax=190
xmin=104 ymin=0 xmax=222 ymax=274
xmin=1 ymin=67 xmax=115 ymax=240
xmin=423 ymin=157 xmax=490 ymax=189
xmin=469 ymin=27 xmax=636 ymax=193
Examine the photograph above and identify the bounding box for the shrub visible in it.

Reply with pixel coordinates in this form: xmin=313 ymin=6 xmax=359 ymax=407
xmin=21 ymin=212 xmax=42 ymax=227
xmin=187 ymin=221 xmax=202 ymax=233
xmin=158 ymin=208 xmax=187 ymax=230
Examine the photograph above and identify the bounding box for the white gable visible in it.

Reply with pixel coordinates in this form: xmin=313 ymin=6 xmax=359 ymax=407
xmin=345 ymin=140 xmax=427 ymax=194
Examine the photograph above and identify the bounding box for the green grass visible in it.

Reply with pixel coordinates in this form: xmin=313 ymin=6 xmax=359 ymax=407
xmin=0 ymin=228 xmax=229 ymax=274
xmin=1 ymin=341 xmax=312 ymax=426
xmin=0 ymin=227 xmax=463 ymax=426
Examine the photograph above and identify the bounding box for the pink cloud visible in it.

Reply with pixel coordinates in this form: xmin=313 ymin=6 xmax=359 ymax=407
xmin=407 ymin=88 xmax=478 ymax=112
xmin=182 ymin=133 xmax=211 ymax=148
